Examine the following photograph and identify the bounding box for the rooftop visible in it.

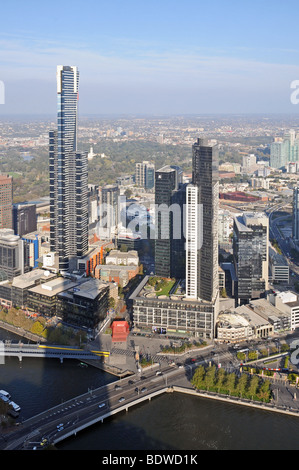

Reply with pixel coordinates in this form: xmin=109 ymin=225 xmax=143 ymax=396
xmin=29 ymin=277 xmax=79 ymax=297
xmin=12 ymin=269 xmax=56 ymax=289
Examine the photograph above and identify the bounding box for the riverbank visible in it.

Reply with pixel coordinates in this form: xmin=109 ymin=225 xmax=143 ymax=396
xmin=0 ymin=321 xmax=47 ymax=343
xmin=172 ymin=385 xmax=299 ymax=419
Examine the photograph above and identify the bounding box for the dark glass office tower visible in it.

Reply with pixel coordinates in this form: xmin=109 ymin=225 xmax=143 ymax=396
xmin=154 ymin=165 xmax=185 ymax=278
xmin=233 ymin=212 xmax=269 ymax=303
xmin=186 ymin=138 xmax=219 ymax=302
xmin=49 ymin=66 xmax=88 ymax=272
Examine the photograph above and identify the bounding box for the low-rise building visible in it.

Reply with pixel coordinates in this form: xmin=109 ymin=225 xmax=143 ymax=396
xmin=130 ymin=276 xmax=219 ymax=339
xmin=27 ymin=277 xmax=79 ymax=317
xmin=216 ymin=304 xmax=274 ymax=343
xmin=273 ymin=291 xmax=299 ymax=330
xmin=249 ymin=298 xmax=291 ymax=332
xmin=95 ymin=264 xmax=139 ymax=287
xmin=56 ymin=278 xmax=109 ymax=329
xmin=106 ymin=249 xmax=139 ymax=266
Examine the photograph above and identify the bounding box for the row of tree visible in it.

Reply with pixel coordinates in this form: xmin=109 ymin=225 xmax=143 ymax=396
xmin=0 ymin=307 xmax=87 ymax=346
xmin=191 ymin=365 xmax=272 ymax=403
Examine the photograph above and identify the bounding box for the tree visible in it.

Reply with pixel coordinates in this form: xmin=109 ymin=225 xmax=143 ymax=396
xmin=247 ymin=375 xmax=260 ymax=400
xmin=215 ymin=368 xmax=226 ymax=393
xmin=236 ymin=374 xmax=248 ymax=398
xmin=191 ymin=365 xmax=206 ymax=390
xmin=205 ymin=365 xmax=217 ymax=391
xmin=225 ymin=372 xmax=236 ymax=396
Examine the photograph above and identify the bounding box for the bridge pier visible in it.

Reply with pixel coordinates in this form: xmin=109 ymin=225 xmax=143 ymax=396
xmin=60 ymin=356 xmax=63 ymax=364
xmin=18 ymin=354 xmax=22 ymax=363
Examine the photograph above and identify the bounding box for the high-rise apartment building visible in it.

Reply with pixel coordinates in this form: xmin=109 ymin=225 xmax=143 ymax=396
xmin=233 ymin=212 xmax=269 ymax=303
xmin=49 ymin=66 xmax=88 ymax=272
xmin=185 ymin=138 xmax=219 ymax=303
xmin=0 ymin=174 xmax=13 ymax=230
xmin=270 ymin=130 xmax=299 ymax=169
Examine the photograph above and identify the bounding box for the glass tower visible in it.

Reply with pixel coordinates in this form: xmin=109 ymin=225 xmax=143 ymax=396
xmin=49 ymin=66 xmax=88 ymax=272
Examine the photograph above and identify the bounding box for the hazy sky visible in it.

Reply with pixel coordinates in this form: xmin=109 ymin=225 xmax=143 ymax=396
xmin=1 ymin=0 xmax=299 ymax=115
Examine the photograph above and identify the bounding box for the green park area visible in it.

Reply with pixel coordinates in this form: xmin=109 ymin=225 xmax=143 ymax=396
xmin=147 ymin=277 xmax=176 ymax=297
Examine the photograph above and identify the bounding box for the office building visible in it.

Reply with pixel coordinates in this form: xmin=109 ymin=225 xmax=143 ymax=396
xmin=293 ymin=187 xmax=299 ymax=242
xmin=130 ymin=276 xmax=218 ymax=339
xmin=13 ymin=203 xmax=37 ymax=237
xmin=185 ymin=138 xmax=219 ymax=303
xmin=0 ymin=174 xmax=13 ymax=230
xmin=88 ymin=184 xmax=99 ymax=229
xmin=49 ymin=66 xmax=88 ymax=273
xmin=233 ymin=212 xmax=269 ymax=303
xmin=135 ymin=161 xmax=155 ymax=190
xmin=242 ymin=154 xmax=257 ymax=174
xmin=269 ymin=246 xmax=289 ymax=284
xmin=56 ymin=278 xmax=109 ymax=329
xmin=0 ymin=229 xmax=30 ymax=280
xmin=154 ymin=165 xmax=185 ymax=279
xmin=98 ymin=185 xmax=120 ymax=240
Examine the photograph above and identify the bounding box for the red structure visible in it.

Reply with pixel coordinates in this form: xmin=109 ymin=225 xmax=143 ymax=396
xmin=112 ymin=321 xmax=129 ymax=342
xmin=219 ymin=191 xmax=268 ymax=202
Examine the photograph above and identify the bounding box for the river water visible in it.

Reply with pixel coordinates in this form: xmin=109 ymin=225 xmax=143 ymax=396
xmin=1 ymin=329 xmax=299 ymax=451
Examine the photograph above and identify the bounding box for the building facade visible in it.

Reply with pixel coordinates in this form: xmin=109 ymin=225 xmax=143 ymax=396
xmin=13 ymin=203 xmax=37 ymax=237
xmin=135 ymin=161 xmax=155 ymax=190
xmin=233 ymin=212 xmax=269 ymax=303
xmin=0 ymin=174 xmax=13 ymax=230
xmin=49 ymin=65 xmax=88 ymax=273
xmin=185 ymin=138 xmax=219 ymax=303
xmin=154 ymin=165 xmax=185 ymax=279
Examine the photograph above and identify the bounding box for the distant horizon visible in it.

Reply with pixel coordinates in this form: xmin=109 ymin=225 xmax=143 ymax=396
xmin=1 ymin=111 xmax=299 ymax=119
xmin=1 ymin=1 xmax=299 ymax=116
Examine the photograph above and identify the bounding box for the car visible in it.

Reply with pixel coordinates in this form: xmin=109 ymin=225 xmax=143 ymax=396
xmin=98 ymin=403 xmax=105 ymax=408
xmin=141 ymin=387 xmax=147 ymax=393
xmin=57 ymin=423 xmax=63 ymax=429
xmin=115 ymin=385 xmax=122 ymax=390
xmin=118 ymin=397 xmax=125 ymax=402
xmin=156 ymin=371 xmax=162 ymax=376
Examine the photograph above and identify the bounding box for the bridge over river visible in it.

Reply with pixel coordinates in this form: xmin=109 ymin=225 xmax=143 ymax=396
xmin=1 ymin=342 xmax=110 ymax=363
xmin=1 ymin=364 xmax=192 ymax=450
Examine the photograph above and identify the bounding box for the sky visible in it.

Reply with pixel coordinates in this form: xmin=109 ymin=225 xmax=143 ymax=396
xmin=1 ymin=0 xmax=299 ymax=115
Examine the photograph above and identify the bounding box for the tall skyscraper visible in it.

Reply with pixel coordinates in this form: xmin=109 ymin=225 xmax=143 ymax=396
xmin=49 ymin=66 xmax=88 ymax=272
xmin=186 ymin=138 xmax=219 ymax=302
xmin=0 ymin=174 xmax=13 ymax=230
xmin=154 ymin=165 xmax=185 ymax=278
xmin=233 ymin=212 xmax=269 ymax=303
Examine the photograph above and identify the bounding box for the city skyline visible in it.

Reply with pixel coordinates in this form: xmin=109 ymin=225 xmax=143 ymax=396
xmin=1 ymin=1 xmax=299 ymax=115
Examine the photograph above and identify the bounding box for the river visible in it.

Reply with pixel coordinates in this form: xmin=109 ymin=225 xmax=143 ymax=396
xmin=1 ymin=329 xmax=299 ymax=450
